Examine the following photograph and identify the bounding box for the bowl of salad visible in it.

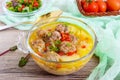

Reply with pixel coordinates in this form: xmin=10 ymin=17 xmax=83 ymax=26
xmin=19 ymin=16 xmax=97 ymax=75
xmin=3 ymin=0 xmax=44 ymax=16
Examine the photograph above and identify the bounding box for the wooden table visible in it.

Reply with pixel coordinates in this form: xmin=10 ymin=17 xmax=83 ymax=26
xmin=0 ymin=0 xmax=99 ymax=80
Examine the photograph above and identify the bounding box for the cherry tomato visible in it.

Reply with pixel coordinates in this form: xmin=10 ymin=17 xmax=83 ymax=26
xmin=33 ymin=1 xmax=39 ymax=7
xmin=22 ymin=5 xmax=25 ymax=8
xmin=83 ymin=1 xmax=99 ymax=13
xmin=81 ymin=0 xmax=86 ymax=5
xmin=107 ymin=0 xmax=120 ymax=11
xmin=83 ymin=2 xmax=89 ymax=12
xmin=97 ymin=1 xmax=107 ymax=12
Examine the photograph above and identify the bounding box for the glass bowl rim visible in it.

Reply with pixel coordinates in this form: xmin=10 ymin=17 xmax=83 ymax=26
xmin=27 ymin=16 xmax=98 ymax=63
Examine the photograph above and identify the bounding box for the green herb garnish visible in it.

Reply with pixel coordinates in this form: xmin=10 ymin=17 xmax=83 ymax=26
xmin=49 ymin=46 xmax=60 ymax=52
xmin=18 ymin=54 xmax=30 ymax=67
xmin=66 ymin=43 xmax=71 ymax=47
xmin=54 ymin=40 xmax=61 ymax=45
xmin=47 ymin=32 xmax=52 ymax=37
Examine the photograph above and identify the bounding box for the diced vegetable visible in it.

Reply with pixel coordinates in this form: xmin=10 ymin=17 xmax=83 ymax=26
xmin=66 ymin=43 xmax=71 ymax=47
xmin=58 ymin=51 xmax=64 ymax=56
xmin=67 ymin=50 xmax=77 ymax=56
xmin=81 ymin=45 xmax=86 ymax=48
xmin=56 ymin=64 xmax=62 ymax=68
xmin=61 ymin=33 xmax=71 ymax=41
xmin=47 ymin=32 xmax=52 ymax=37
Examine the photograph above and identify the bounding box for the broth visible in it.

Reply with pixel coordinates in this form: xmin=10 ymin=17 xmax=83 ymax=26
xmin=29 ymin=22 xmax=93 ymax=61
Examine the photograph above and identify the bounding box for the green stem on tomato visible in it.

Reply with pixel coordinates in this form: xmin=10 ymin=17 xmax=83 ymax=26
xmin=86 ymin=0 xmax=93 ymax=3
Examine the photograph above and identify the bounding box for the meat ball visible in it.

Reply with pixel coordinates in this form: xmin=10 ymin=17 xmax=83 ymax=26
xmin=56 ymin=24 xmax=69 ymax=33
xmin=50 ymin=31 xmax=61 ymax=41
xmin=37 ymin=30 xmax=50 ymax=42
xmin=60 ymin=41 xmax=76 ymax=54
xmin=44 ymin=51 xmax=61 ymax=61
xmin=32 ymin=39 xmax=45 ymax=52
xmin=37 ymin=30 xmax=47 ymax=37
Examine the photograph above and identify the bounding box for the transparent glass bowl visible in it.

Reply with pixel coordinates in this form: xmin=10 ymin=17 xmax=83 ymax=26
xmin=2 ymin=0 xmax=45 ymax=17
xmin=18 ymin=16 xmax=97 ymax=75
